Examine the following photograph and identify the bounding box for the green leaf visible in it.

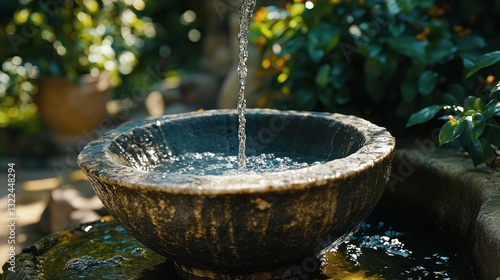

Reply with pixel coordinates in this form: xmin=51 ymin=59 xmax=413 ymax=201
xmin=417 ymin=0 xmax=433 ymax=8
xmin=279 ymin=36 xmax=306 ymax=56
xmin=490 ymin=84 xmax=500 ymax=101
xmin=365 ymin=43 xmax=383 ymax=58
xmin=295 ymin=88 xmax=317 ymax=110
xmin=466 ymin=50 xmax=500 ymax=78
xmin=270 ymin=20 xmax=288 ymax=36
xmin=467 ymin=139 xmax=494 ymax=167
xmin=406 ymin=105 xmax=443 ymax=127
xmin=463 ymin=109 xmax=476 ymax=117
xmin=439 ymin=118 xmax=466 ymax=145
xmin=308 ymin=46 xmax=324 ymax=63
xmin=331 ymin=63 xmax=351 ymax=89
xmin=400 ymin=82 xmax=417 ymax=103
xmin=463 ymin=96 xmax=485 ymax=112
xmin=459 ymin=51 xmax=475 ymax=69
xmin=428 ymin=38 xmax=457 ymax=64
xmin=323 ymin=28 xmax=341 ymax=52
xmin=290 ymin=3 xmax=305 ymax=17
xmin=388 ymin=36 xmax=428 ymax=63
xmin=388 ymin=21 xmax=405 ymax=37
xmin=385 ymin=0 xmax=402 ymax=15
xmin=418 ymin=70 xmax=438 ymax=96
xmin=308 ymin=23 xmax=340 ymax=53
xmin=472 ymin=113 xmax=486 ymax=138
xmin=464 ymin=113 xmax=486 ymax=140
xmin=428 ymin=19 xmax=449 ymax=34
xmin=397 ymin=0 xmax=419 ymax=13
xmin=307 ymin=28 xmax=324 ymax=62
xmin=250 ymin=23 xmax=272 ymax=41
xmin=439 ymin=121 xmax=457 ymax=145
xmin=405 ymin=63 xmax=426 ymax=80
xmin=484 ymin=100 xmax=500 ymax=118
xmin=315 ymin=64 xmax=331 ymax=88
xmin=456 ymin=35 xmax=486 ymax=52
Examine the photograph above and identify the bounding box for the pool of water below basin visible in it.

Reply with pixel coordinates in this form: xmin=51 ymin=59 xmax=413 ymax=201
xmin=22 ymin=205 xmax=474 ymax=280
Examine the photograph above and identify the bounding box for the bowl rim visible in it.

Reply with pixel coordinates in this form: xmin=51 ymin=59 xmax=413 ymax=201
xmin=77 ymin=109 xmax=395 ymax=195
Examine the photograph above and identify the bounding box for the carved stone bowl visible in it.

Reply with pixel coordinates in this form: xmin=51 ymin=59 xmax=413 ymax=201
xmin=78 ymin=109 xmax=395 ymax=279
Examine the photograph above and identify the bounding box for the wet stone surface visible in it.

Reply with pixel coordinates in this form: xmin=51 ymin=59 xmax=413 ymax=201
xmin=0 ymin=206 xmax=474 ymax=279
xmin=0 ymin=217 xmax=177 ymax=279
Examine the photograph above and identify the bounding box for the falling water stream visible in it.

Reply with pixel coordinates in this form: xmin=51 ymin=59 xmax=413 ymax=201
xmin=237 ymin=0 xmax=256 ymax=172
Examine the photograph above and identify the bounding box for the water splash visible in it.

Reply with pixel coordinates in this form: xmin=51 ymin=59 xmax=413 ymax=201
xmin=237 ymin=0 xmax=257 ymax=172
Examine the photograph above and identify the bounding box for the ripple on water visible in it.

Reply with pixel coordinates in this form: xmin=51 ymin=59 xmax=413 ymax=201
xmin=149 ymin=152 xmax=325 ymax=176
xmin=322 ymin=207 xmax=475 ymax=279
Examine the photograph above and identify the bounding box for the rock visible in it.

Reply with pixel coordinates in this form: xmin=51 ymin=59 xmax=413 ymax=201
xmin=381 ymin=145 xmax=500 ymax=280
xmin=0 ymin=218 xmax=176 ymax=280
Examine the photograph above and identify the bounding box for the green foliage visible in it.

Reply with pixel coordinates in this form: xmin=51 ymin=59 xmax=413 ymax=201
xmin=466 ymin=51 xmax=500 ymax=78
xmin=251 ymin=0 xmax=500 ymax=133
xmin=0 ymin=0 xmax=156 ymax=86
xmin=0 ymin=56 xmax=39 ymax=128
xmin=408 ymin=80 xmax=500 ymax=166
xmin=408 ymin=52 xmax=500 ymax=166
xmin=0 ymin=0 xmax=157 ymax=135
xmin=406 ymin=105 xmax=442 ymax=127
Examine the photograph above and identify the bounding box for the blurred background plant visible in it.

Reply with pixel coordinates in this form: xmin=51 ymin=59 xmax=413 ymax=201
xmin=1 ymin=0 xmax=157 ymax=86
xmin=250 ymin=0 xmax=500 ymax=136
xmin=2 ymin=0 xmax=499 ymax=164
xmin=0 ymin=0 xmax=158 ymax=130
xmin=0 ymin=0 xmax=203 ymax=157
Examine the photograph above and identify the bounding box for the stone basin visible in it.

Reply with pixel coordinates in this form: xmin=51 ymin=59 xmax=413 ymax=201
xmin=77 ymin=109 xmax=395 ymax=278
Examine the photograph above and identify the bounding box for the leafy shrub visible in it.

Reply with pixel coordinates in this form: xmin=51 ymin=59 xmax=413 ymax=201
xmin=0 ymin=0 xmax=157 ymax=133
xmin=407 ymin=53 xmax=500 ymax=166
xmin=0 ymin=0 xmax=157 ymax=86
xmin=250 ymin=0 xmax=500 ymax=133
xmin=0 ymin=0 xmax=202 ymax=130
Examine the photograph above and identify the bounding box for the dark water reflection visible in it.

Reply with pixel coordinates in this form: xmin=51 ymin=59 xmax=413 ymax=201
xmin=20 ymin=206 xmax=473 ymax=280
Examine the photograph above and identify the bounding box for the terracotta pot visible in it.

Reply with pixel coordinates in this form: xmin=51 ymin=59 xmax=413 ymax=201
xmin=36 ymin=74 xmax=113 ymax=143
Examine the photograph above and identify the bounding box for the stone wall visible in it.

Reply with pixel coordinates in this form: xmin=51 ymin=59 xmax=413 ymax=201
xmin=381 ymin=146 xmax=500 ymax=280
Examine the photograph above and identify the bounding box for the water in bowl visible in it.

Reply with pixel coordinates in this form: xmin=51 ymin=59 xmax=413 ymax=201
xmin=150 ymin=152 xmax=325 ymax=176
